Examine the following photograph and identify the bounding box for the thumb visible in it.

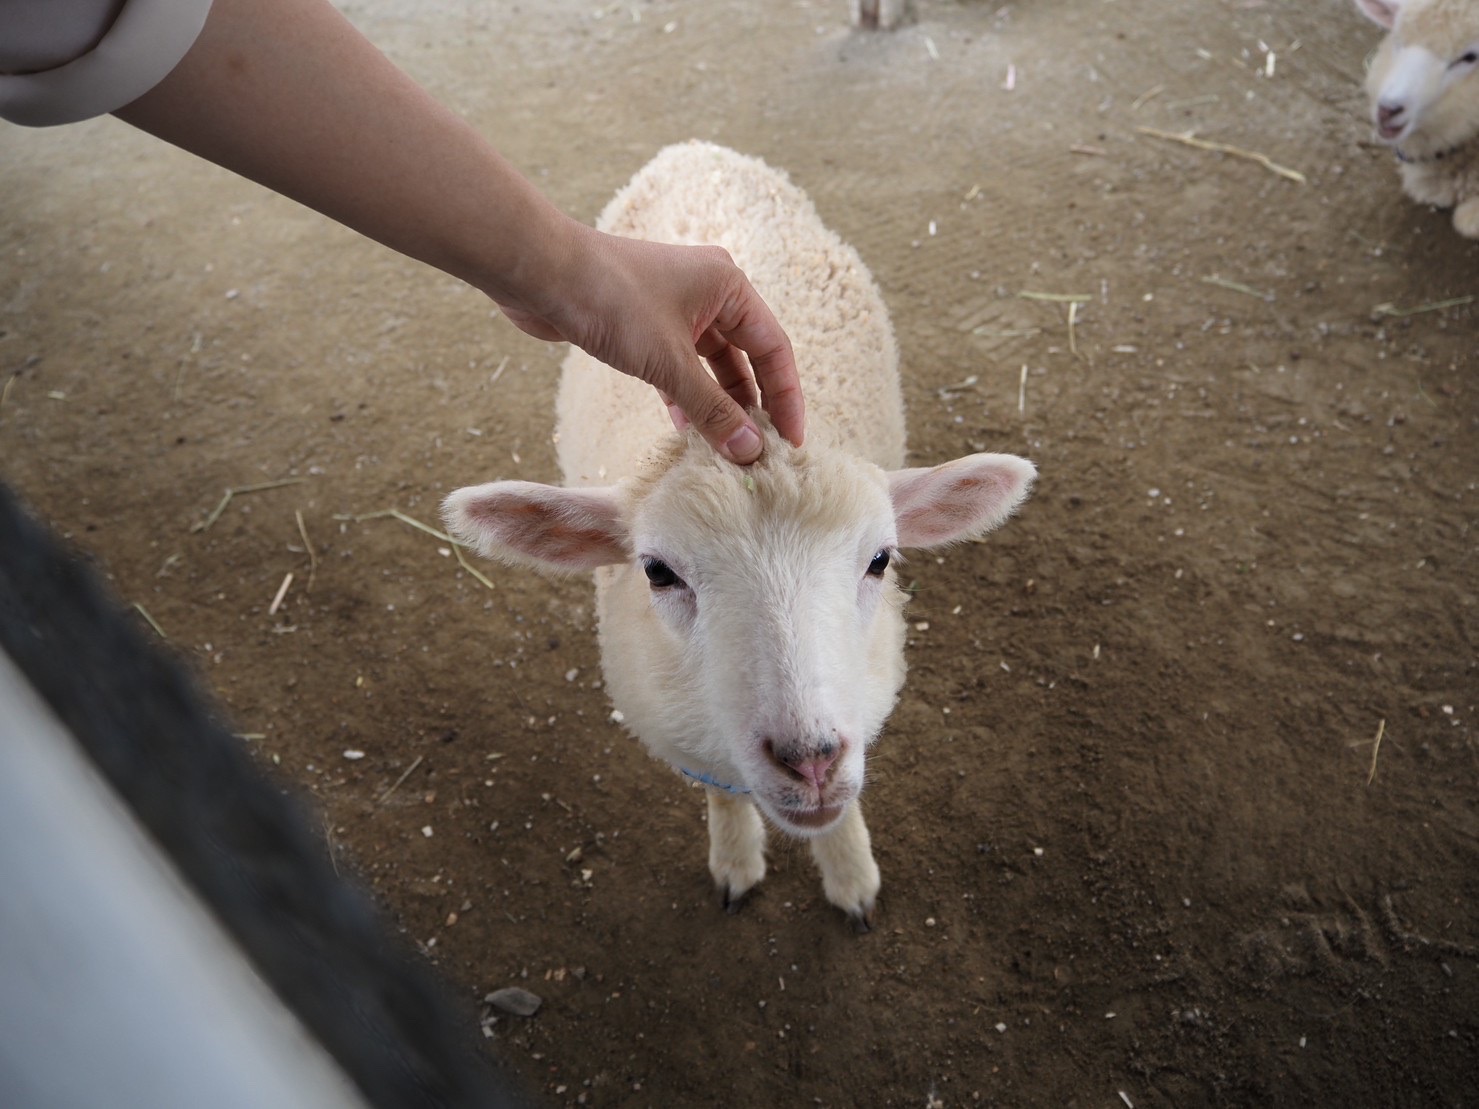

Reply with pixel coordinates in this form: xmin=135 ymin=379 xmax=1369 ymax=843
xmin=667 ymin=365 xmax=764 ymax=464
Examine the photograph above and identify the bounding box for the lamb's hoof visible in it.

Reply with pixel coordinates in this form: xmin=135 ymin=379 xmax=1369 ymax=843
xmin=709 ymin=837 xmax=765 ymax=913
xmin=710 ymin=857 xmax=764 ymax=914
xmin=720 ymin=882 xmax=756 ymax=914
xmin=819 ymin=853 xmax=881 ymax=928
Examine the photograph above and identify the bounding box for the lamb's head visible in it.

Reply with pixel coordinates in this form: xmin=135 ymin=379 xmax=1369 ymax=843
xmin=444 ymin=424 xmax=1034 ymax=838
xmin=1356 ymin=0 xmax=1479 ymax=155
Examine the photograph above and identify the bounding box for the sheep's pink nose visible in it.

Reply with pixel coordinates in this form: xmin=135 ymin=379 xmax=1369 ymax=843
xmin=766 ymin=740 xmax=839 ymax=789
xmin=1377 ymin=103 xmax=1404 ymax=127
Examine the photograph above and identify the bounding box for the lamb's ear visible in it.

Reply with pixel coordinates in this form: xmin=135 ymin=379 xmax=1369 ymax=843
xmin=442 ymin=481 xmax=629 ymax=572
xmin=1354 ymin=0 xmax=1399 ymax=30
xmin=887 ymin=454 xmax=1036 ymax=548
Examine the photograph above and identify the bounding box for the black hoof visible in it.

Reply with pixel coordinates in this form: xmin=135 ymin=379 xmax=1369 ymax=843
xmin=721 ymin=884 xmax=755 ymax=914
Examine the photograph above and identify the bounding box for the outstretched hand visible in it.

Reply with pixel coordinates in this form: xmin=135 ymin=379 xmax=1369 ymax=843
xmin=107 ymin=0 xmax=804 ymax=462
xmin=498 ymin=226 xmax=805 ymax=464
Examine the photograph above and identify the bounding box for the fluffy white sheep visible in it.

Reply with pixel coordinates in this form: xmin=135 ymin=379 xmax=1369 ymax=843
xmin=1354 ymin=0 xmax=1479 ymax=237
xmin=444 ymin=141 xmax=1035 ymax=929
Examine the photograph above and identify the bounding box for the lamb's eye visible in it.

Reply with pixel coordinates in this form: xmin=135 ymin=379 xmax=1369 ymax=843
xmin=866 ymin=549 xmax=891 ymax=577
xmin=642 ymin=557 xmax=682 ymax=589
xmin=1459 ymin=51 xmax=1478 ymax=66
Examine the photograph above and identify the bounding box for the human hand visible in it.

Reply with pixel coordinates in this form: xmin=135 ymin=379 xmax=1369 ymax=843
xmin=104 ymin=0 xmax=800 ymax=462
xmin=497 ymin=224 xmax=804 ymax=464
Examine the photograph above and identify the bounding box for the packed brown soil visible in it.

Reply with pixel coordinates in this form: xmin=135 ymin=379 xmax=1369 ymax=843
xmin=2 ymin=1 xmax=1475 ymax=1105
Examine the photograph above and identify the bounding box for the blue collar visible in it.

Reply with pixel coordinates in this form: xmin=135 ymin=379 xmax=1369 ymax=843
xmin=680 ymin=767 xmax=752 ymax=795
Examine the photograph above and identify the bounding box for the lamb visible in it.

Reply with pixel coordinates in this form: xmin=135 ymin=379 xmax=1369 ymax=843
xmin=1354 ymin=0 xmax=1479 ymax=237
xmin=444 ymin=142 xmax=1035 ymax=929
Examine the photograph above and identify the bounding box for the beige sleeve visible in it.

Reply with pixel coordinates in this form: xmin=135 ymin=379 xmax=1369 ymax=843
xmin=0 ymin=0 xmax=214 ymax=127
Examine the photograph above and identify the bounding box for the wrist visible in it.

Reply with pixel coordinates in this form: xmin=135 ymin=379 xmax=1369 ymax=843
xmin=468 ymin=199 xmax=591 ymax=319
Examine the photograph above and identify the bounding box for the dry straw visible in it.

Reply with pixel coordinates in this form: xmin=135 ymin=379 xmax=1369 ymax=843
xmin=1136 ymin=126 xmax=1306 ymax=184
xmin=295 ymin=509 xmax=318 ymax=592
xmin=346 ymin=508 xmax=496 ymax=592
xmin=1366 ymin=718 xmax=1386 ymax=786
xmin=192 ymin=477 xmax=306 ymax=533
xmin=1371 ymin=295 xmax=1474 ymax=318
xmin=132 ymin=602 xmax=167 ymax=639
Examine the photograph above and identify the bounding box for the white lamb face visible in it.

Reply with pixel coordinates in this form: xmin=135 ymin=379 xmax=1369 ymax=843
xmin=443 ymin=431 xmax=1035 ymax=839
xmin=608 ymin=451 xmax=907 ymax=836
xmin=1357 ymin=0 xmax=1479 ymax=144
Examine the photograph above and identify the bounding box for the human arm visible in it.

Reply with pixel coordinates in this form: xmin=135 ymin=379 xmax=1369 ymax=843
xmin=106 ymin=0 xmax=802 ymax=461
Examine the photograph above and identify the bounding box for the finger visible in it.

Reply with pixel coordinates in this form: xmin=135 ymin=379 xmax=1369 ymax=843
xmin=657 ymin=388 xmax=691 ymax=432
xmin=697 ymin=328 xmax=760 ymax=410
xmin=661 ymin=352 xmax=763 ymax=465
xmin=710 ymin=283 xmax=804 ymax=447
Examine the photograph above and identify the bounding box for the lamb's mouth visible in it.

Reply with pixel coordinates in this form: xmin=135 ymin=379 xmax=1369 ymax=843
xmin=775 ymin=801 xmax=847 ymax=831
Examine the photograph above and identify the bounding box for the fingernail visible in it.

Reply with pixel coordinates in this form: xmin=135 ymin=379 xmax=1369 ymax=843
xmin=723 ymin=423 xmax=762 ymax=463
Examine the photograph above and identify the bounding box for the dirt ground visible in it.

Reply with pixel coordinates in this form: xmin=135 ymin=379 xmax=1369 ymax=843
xmin=2 ymin=0 xmax=1476 ymax=1105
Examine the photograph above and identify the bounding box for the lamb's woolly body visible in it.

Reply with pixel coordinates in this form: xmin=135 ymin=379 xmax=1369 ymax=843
xmin=558 ymin=142 xmax=912 ymax=825
xmin=1358 ymin=0 xmax=1479 ymax=236
xmin=557 ymin=141 xmax=905 ymax=487
xmin=446 ymin=142 xmax=1036 ymax=925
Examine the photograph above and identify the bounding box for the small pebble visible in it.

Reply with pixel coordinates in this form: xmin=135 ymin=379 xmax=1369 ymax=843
xmin=486 ymin=987 xmax=542 ymax=1017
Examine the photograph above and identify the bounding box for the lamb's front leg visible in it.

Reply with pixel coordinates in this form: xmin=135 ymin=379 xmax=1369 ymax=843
xmin=707 ymin=789 xmax=766 ymax=911
xmin=1453 ymin=195 xmax=1479 ymax=239
xmin=810 ymin=800 xmax=881 ymax=932
xmin=1400 ymin=162 xmax=1458 ymax=208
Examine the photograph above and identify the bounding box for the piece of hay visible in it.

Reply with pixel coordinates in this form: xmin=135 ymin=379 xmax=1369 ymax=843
xmin=192 ymin=478 xmax=307 ymax=533
xmin=1019 ymin=291 xmax=1093 ymax=303
xmin=295 ymin=509 xmax=318 ymax=592
xmin=132 ymin=602 xmax=167 ymax=639
xmin=345 ymin=508 xmax=496 ymax=592
xmin=1131 ymin=84 xmax=1164 ymax=110
xmin=1202 ymin=275 xmax=1274 ymax=301
xmin=268 ymin=572 xmax=294 ymax=617
xmin=1371 ymin=295 xmax=1474 ymax=319
xmin=1367 ymin=718 xmax=1385 ymax=785
xmin=377 ymin=754 xmax=424 ymax=805
xmin=1136 ymin=126 xmax=1306 ymax=184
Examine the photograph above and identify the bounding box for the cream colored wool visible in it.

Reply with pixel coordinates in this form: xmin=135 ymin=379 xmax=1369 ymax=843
xmin=557 ymin=141 xmax=905 ymax=486
xmin=1356 ymin=0 xmax=1479 ymax=237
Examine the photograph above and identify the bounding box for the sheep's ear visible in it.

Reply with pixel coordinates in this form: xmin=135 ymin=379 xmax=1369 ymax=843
xmin=442 ymin=481 xmax=629 ymax=572
xmin=887 ymin=454 xmax=1036 ymax=549
xmin=1354 ymin=0 xmax=1399 ymax=29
